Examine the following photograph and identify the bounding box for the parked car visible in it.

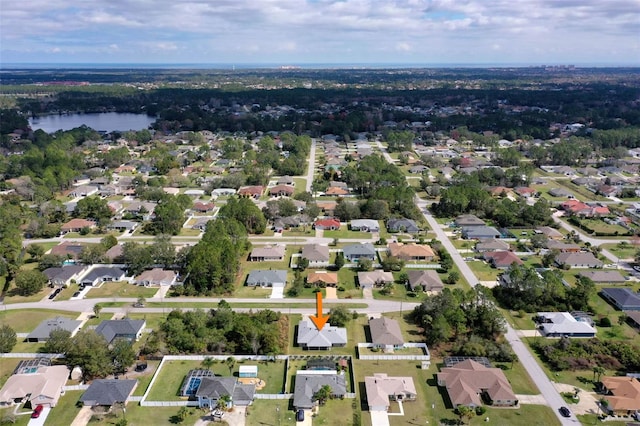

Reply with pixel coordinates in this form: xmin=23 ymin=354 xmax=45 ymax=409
xmin=73 ymin=291 xmax=81 ymax=298
xmin=559 ymin=406 xmax=571 ymax=417
xmin=31 ymin=405 xmax=44 ymax=418
xmin=296 ymin=409 xmax=304 ymax=422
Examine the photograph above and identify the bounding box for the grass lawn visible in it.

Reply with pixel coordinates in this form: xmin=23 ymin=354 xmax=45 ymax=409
xmin=501 ymin=309 xmax=536 ymax=330
xmin=600 ymin=243 xmax=637 ymax=260
xmin=324 ymin=226 xmax=378 ymax=240
xmin=556 ymin=180 xmax=608 ymax=202
xmin=310 ymin=398 xmax=359 ymax=426
xmin=282 ymin=227 xmax=315 ymax=237
xmin=293 ymin=177 xmax=307 ymax=195
xmin=131 ymin=360 xmax=161 ymax=396
xmin=466 ymin=260 xmax=500 ymax=282
xmin=246 ymin=399 xmax=297 ymax=425
xmin=577 ymin=414 xmax=628 ymax=425
xmin=237 ymin=359 xmax=286 ymax=394
xmin=146 ymin=360 xmax=223 ymax=401
xmin=45 ymin=390 xmax=83 ymax=426
xmin=88 ymin=404 xmax=204 ymax=426
xmin=233 ymin=283 xmax=272 ymax=298
xmin=0 ymin=408 xmax=30 ymax=426
xmin=11 ymin=341 xmax=46 ymax=354
xmin=494 ymin=361 xmax=539 ymax=394
xmin=177 ymin=228 xmax=201 ymax=237
xmin=336 ymin=268 xmax=362 ymax=299
xmin=85 ymin=281 xmax=158 ymax=299
xmin=84 ymin=313 xmax=114 ymax=327
xmin=2 ymin=285 xmax=50 ymax=304
xmin=0 ymin=359 xmax=21 ymax=386
xmin=577 ymin=218 xmax=630 ymax=235
xmin=0 ymin=310 xmax=77 ymax=333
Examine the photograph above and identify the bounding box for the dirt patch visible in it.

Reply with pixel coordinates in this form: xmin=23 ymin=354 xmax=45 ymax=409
xmin=237 ymin=377 xmax=266 ymax=390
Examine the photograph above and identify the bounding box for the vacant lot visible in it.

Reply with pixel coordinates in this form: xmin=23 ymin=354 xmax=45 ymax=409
xmin=86 ymin=281 xmax=158 ymax=299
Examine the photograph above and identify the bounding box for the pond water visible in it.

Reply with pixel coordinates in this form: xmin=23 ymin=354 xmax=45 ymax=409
xmin=29 ymin=112 xmax=156 ymax=133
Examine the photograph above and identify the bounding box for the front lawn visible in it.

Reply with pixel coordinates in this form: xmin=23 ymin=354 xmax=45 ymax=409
xmin=85 ymin=281 xmax=158 ymax=299
xmin=45 ymin=390 xmax=83 ymax=426
xmin=466 ymin=260 xmax=500 ymax=282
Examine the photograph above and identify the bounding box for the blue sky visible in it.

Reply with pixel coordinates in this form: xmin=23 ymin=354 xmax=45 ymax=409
xmin=1 ymin=0 xmax=639 ymax=66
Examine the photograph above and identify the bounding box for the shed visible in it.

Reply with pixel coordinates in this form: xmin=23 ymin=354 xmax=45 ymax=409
xmin=239 ymin=366 xmax=258 ymax=378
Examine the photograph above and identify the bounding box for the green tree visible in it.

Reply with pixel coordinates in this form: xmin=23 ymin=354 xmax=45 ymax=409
xmin=225 ymin=357 xmax=236 ymax=375
xmin=14 ymin=269 xmax=47 ymax=296
xmin=298 ymin=257 xmax=309 ymax=271
xmin=358 ymin=258 xmax=373 ymax=272
xmin=101 ymin=235 xmax=118 ymax=250
xmin=151 ymin=235 xmax=176 ymax=268
xmin=66 ymin=330 xmax=113 ymax=380
xmin=328 ymin=306 xmax=353 ymax=327
xmin=26 ymin=244 xmax=45 ymax=261
xmin=111 ymin=339 xmax=136 ymax=374
xmin=218 ymin=197 xmax=266 ymax=234
xmin=334 ymin=252 xmax=345 ymax=270
xmin=74 ymin=196 xmax=113 ymax=222
xmin=42 ymin=328 xmax=72 ymax=354
xmin=313 ymin=384 xmax=332 ymax=405
xmin=146 ymin=196 xmax=185 ymax=235
xmin=122 ymin=242 xmax=154 ymax=276
xmin=93 ymin=304 xmax=103 ymax=318
xmin=79 ymin=244 xmax=106 ymax=265
xmin=0 ymin=324 xmax=17 ymax=353
xmin=176 ymin=407 xmax=189 ymax=423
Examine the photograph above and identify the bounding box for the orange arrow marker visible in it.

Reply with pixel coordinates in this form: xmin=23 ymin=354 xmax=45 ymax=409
xmin=310 ymin=291 xmax=330 ymax=331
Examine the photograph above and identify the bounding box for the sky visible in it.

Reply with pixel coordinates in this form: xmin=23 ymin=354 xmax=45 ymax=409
xmin=1 ymin=0 xmax=639 ymax=66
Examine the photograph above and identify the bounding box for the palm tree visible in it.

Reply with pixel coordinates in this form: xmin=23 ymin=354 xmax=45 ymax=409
xmin=216 ymin=394 xmax=231 ymax=411
xmin=201 ymin=357 xmax=214 ymax=370
xmin=225 ymin=357 xmax=236 ymax=376
xmin=592 ymin=366 xmax=605 ymax=383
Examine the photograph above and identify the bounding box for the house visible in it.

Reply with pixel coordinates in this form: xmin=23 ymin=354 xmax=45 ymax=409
xmin=626 ymin=311 xmax=640 ymax=329
xmin=406 ymin=270 xmax=444 ymax=293
xmin=325 ymin=186 xmax=350 ymax=196
xmin=293 ymin=372 xmax=347 ymax=410
xmin=269 ymin=184 xmax=295 ymax=197
xmin=95 ymin=319 xmax=146 ymax=344
xmin=535 ymin=312 xmax=597 ymax=338
xmin=79 ymin=380 xmax=138 ymax=407
xmin=535 ymin=226 xmax=564 ymax=240
xmin=601 ymin=288 xmax=640 ymax=311
xmin=105 ymin=244 xmax=124 ymax=262
xmin=237 ymin=185 xmax=264 ymax=198
xmin=80 ymin=266 xmax=126 ymax=286
xmin=314 ymin=218 xmax=341 ymax=231
xmin=135 ymin=268 xmax=177 ymax=286
xmin=578 ymin=270 xmax=625 ymax=285
xmin=26 ymin=317 xmax=83 ymax=342
xmin=357 ymin=271 xmax=394 ymax=289
xmin=196 ymin=377 xmax=256 ymax=409
xmin=369 ymin=317 xmax=404 ymax=350
xmin=437 ymin=359 xmax=518 ymax=408
xmin=50 ymin=241 xmax=86 ymax=259
xmin=106 ymin=220 xmax=139 ymax=233
xmin=192 ymin=217 xmax=213 ymax=231
xmin=386 ymin=218 xmax=420 ymax=234
xmin=43 ymin=265 xmax=86 ymax=287
xmin=475 ymin=239 xmax=510 ymax=253
xmin=277 ymin=176 xmax=294 ymax=186
xmin=545 ymin=241 xmax=582 ymax=252
xmin=0 ymin=364 xmax=69 ymax=407
xmin=388 ymin=243 xmax=435 ymax=261
xmin=246 ymin=270 xmax=288 ymax=288
xmin=462 ymin=226 xmax=501 ymax=240
xmin=192 ymin=201 xmax=215 ymax=213
xmin=307 ymin=271 xmax=338 ymax=287
xmin=483 ymin=251 xmax=524 ymax=269
xmin=296 ymin=319 xmax=347 ymax=350
xmin=549 ymin=188 xmax=574 ymax=198
xmin=342 ymin=243 xmax=376 ymax=262
xmin=514 ymin=187 xmax=537 ymax=198
xmin=600 ymin=377 xmax=640 ymax=417
xmin=365 ymin=374 xmax=416 ymax=411
xmin=555 ymin=252 xmax=603 ymax=268
xmin=301 ymin=244 xmax=330 ymax=267
xmin=350 ymin=219 xmax=380 ymax=232
xmin=454 ymin=214 xmax=485 ymax=227
xmin=316 ymin=201 xmax=337 ymax=215
xmin=60 ymin=218 xmax=96 ymax=234
xmin=211 ymin=188 xmax=236 ymax=197
xmin=249 ymin=244 xmax=286 ymax=261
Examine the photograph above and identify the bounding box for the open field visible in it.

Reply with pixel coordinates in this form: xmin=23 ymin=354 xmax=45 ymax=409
xmin=86 ymin=281 xmax=158 ymax=299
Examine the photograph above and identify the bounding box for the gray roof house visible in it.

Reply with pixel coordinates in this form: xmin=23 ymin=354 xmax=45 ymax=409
xmin=246 ymin=270 xmax=288 ymax=288
xmin=296 ymin=319 xmax=347 ymax=350
xmin=555 ymin=252 xmax=604 ymax=268
xmin=357 ymin=271 xmax=394 ymax=289
xmin=249 ymin=244 xmax=286 ymax=262
xmin=601 ymin=288 xmax=640 ymax=311
xmin=454 ymin=214 xmax=485 ymax=227
xmin=95 ymin=319 xmax=146 ymax=344
xmin=79 ymin=379 xmax=137 ymax=406
xmin=293 ymin=372 xmax=347 ymax=410
xmin=407 ymin=270 xmax=444 ymax=293
xmin=579 ymin=270 xmax=626 ymax=284
xmin=196 ymin=377 xmax=256 ymax=409
xmin=27 ymin=317 xmax=83 ymax=342
xmin=369 ymin=317 xmax=404 ymax=350
xmin=462 ymin=226 xmax=501 ymax=240
xmin=43 ymin=265 xmax=87 ymax=287
xmin=342 ymin=243 xmax=376 ymax=262
xmin=350 ymin=219 xmax=380 ymax=232
xmin=301 ymin=244 xmax=330 ymax=267
xmin=387 ymin=218 xmax=420 ymax=234
xmin=475 ymin=239 xmax=510 ymax=253
xmin=80 ymin=266 xmax=126 ymax=286
xmin=549 ymin=187 xmax=574 ymax=198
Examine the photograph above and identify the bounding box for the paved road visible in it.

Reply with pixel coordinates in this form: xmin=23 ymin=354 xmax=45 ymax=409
xmin=305 ymin=138 xmax=317 ymax=193
xmin=551 ymin=214 xmax=620 ymax=263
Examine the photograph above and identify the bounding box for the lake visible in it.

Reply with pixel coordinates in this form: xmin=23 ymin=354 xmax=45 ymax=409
xmin=29 ymin=112 xmax=156 ymax=133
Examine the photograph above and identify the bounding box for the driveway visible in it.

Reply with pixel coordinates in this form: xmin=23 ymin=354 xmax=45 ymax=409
xmin=552 ymin=383 xmax=600 ymax=415
xmin=369 ymin=410 xmax=390 ymax=426
xmin=27 ymin=406 xmax=51 ymax=426
xmin=297 ymin=409 xmax=313 ymax=426
xmin=324 ymin=287 xmax=337 ymax=300
xmin=70 ymin=406 xmax=93 ymax=426
xmin=270 ymin=286 xmax=284 ymax=299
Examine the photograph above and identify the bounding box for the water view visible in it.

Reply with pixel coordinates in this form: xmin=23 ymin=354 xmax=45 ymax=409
xmin=29 ymin=112 xmax=156 ymax=133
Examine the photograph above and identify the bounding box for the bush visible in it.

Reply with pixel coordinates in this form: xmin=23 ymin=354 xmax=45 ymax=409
xmin=337 ymin=286 xmax=345 ymax=292
xmin=475 ymin=406 xmax=487 ymax=415
xmin=600 ymin=317 xmax=612 ymax=327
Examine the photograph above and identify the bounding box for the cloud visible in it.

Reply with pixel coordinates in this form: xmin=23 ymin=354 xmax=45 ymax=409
xmin=1 ymin=0 xmax=638 ymax=64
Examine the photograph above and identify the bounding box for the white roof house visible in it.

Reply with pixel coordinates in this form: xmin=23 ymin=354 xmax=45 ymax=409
xmin=536 ymin=312 xmax=596 ymax=337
